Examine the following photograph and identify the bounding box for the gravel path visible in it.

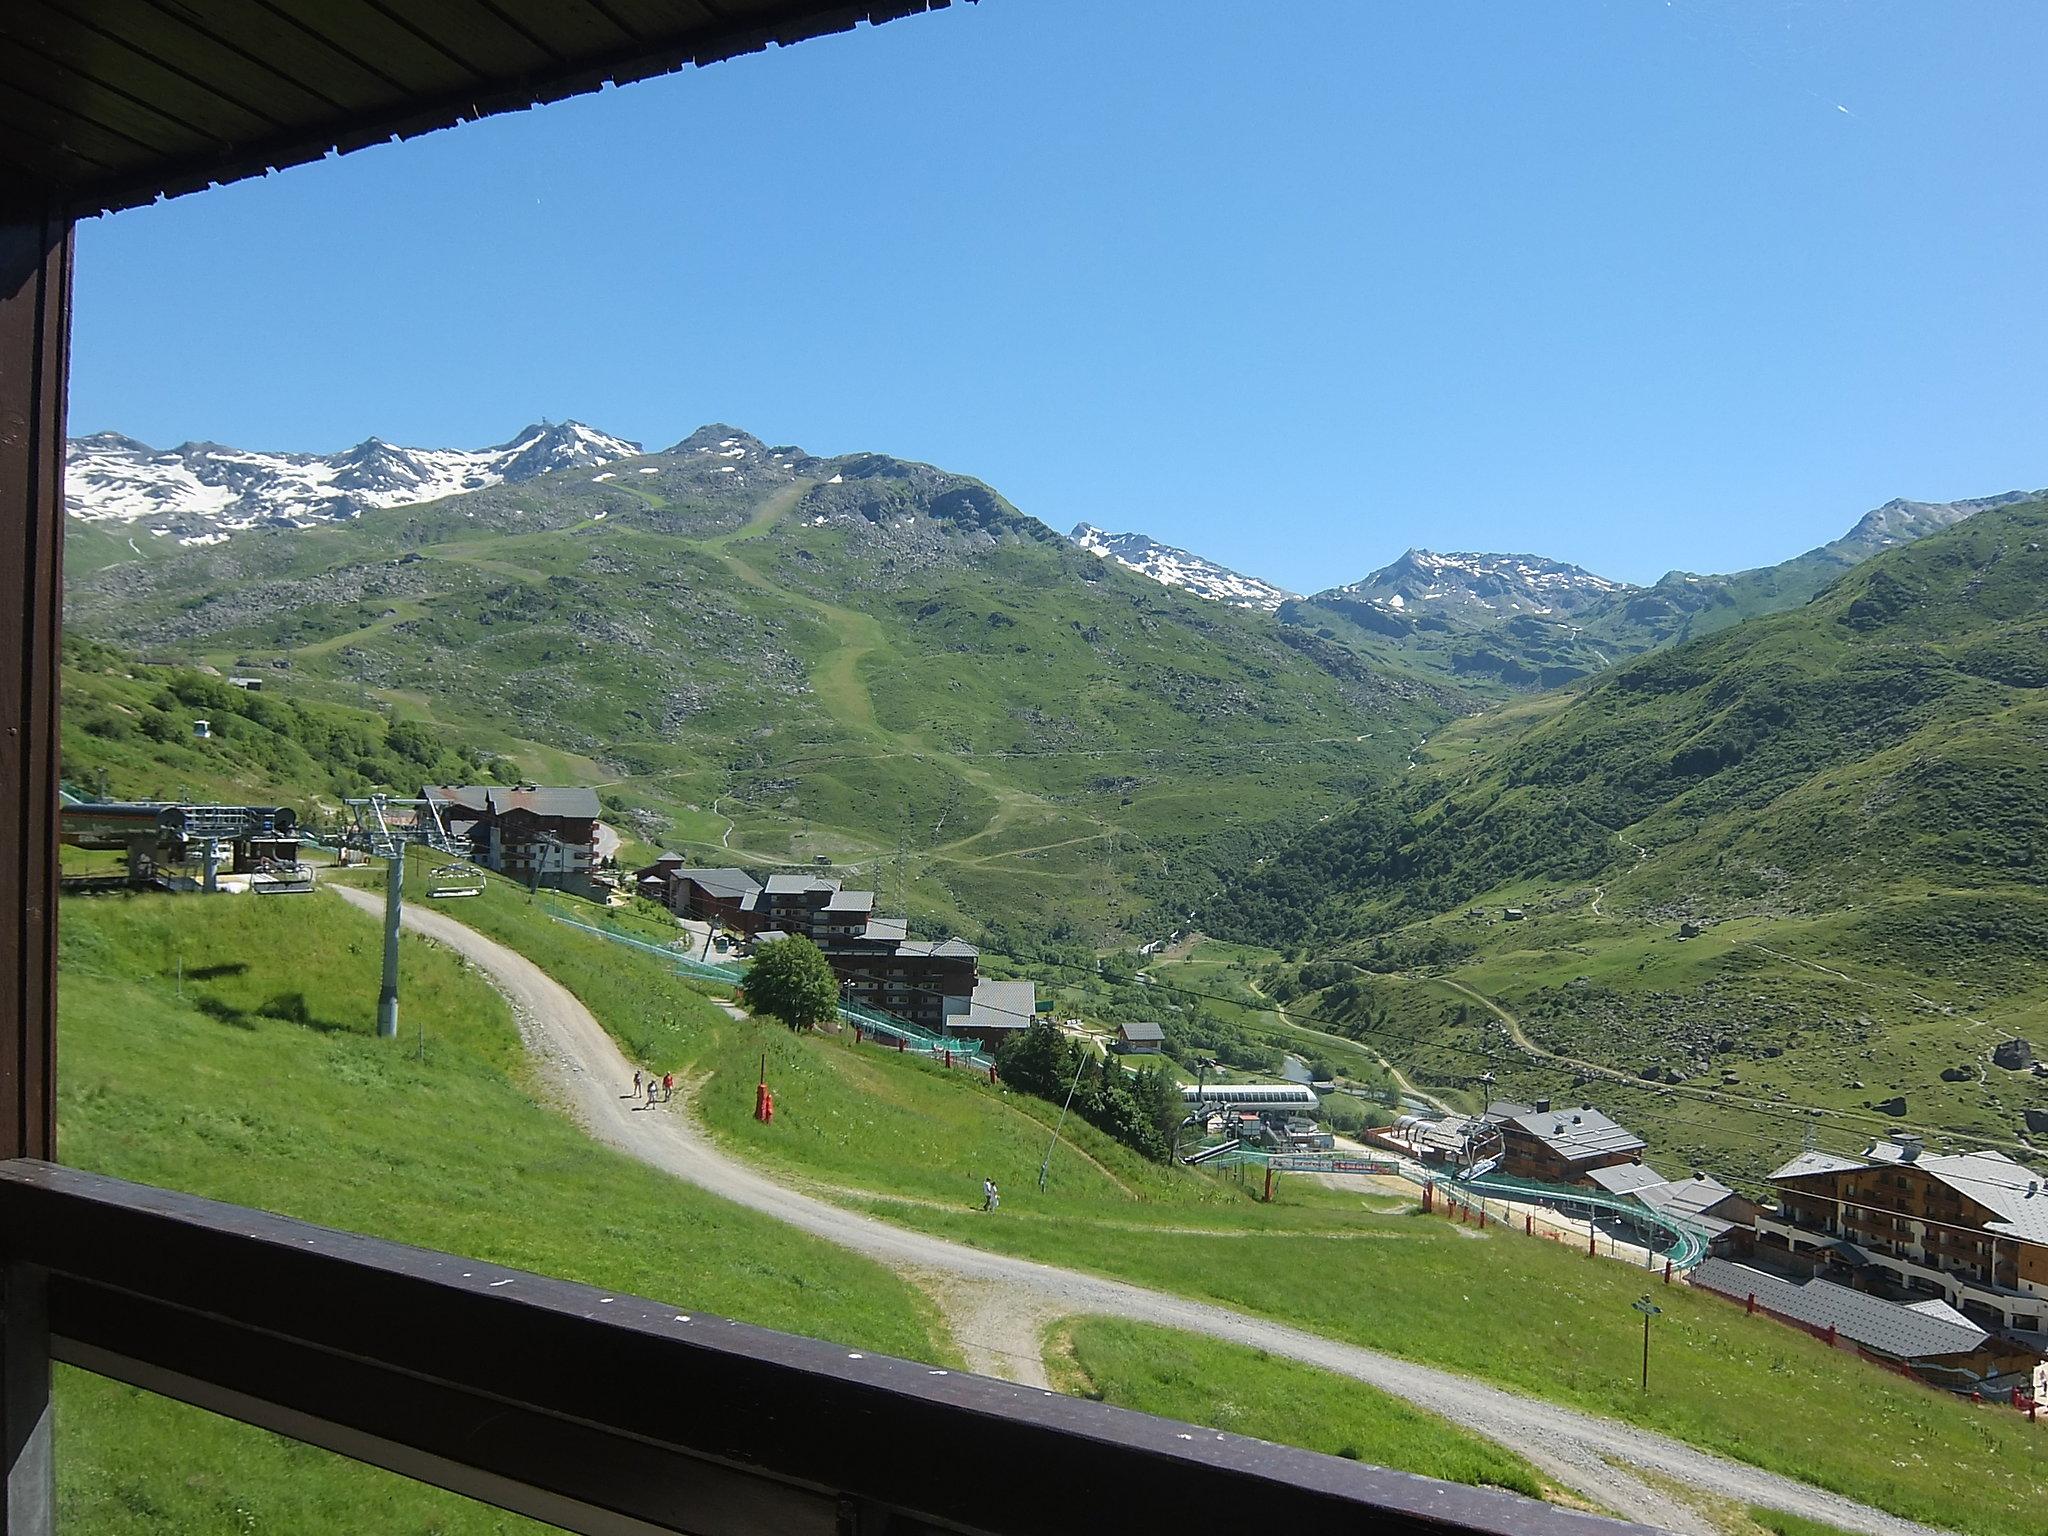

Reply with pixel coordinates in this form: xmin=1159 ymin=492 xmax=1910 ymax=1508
xmin=338 ymin=888 xmax=1953 ymax=1536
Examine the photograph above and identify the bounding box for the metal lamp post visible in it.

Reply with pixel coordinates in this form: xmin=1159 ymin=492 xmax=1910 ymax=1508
xmin=1633 ymin=1294 xmax=1661 ymax=1392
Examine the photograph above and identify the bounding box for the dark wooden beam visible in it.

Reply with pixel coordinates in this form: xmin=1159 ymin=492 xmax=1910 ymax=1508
xmin=0 ymin=198 xmax=66 ymax=1168
xmin=1 ymin=1160 xmax=1647 ymax=1536
xmin=1 ymin=1265 xmax=52 ymax=1536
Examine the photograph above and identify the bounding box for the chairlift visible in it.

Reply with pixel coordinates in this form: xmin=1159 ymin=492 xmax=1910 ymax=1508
xmin=427 ymin=861 xmax=486 ymax=899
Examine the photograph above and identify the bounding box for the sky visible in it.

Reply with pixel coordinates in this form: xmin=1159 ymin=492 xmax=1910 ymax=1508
xmin=69 ymin=0 xmax=2047 ymax=593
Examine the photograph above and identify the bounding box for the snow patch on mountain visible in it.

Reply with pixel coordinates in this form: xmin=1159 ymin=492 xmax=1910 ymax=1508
xmin=66 ymin=421 xmax=642 ymax=545
xmin=1070 ymin=524 xmax=1293 ymax=611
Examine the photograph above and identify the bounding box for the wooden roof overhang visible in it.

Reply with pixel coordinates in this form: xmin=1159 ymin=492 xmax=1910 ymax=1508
xmin=1 ymin=1 xmax=962 ymax=220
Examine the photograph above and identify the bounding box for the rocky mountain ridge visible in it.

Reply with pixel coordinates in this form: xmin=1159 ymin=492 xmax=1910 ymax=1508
xmin=1069 ymin=524 xmax=1293 ymax=611
xmin=65 ymin=420 xmax=642 ymax=545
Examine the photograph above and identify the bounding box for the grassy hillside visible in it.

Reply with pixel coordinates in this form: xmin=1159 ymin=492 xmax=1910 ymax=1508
xmin=59 ymin=635 xmax=489 ymax=814
xmin=1203 ymin=499 xmax=2048 ymax=1177
xmin=55 ymin=887 xmax=947 ymax=1532
xmin=390 ymin=876 xmax=2044 ymax=1535
xmin=65 ymin=427 xmax=1445 ymax=942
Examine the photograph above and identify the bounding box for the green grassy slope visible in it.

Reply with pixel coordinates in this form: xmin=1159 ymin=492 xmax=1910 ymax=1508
xmin=397 ymin=879 xmax=2043 ymax=1535
xmin=1203 ymin=499 xmax=2048 ymax=1176
xmin=1047 ymin=1319 xmax=1548 ymax=1500
xmin=64 ymin=428 xmax=1446 ymax=943
xmin=55 ymin=888 xmax=948 ymax=1531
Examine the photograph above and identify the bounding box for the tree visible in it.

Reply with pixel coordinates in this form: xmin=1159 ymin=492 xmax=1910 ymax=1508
xmin=743 ymin=936 xmax=839 ymax=1031
xmin=995 ymin=1018 xmax=1078 ymax=1099
xmin=1131 ymin=1061 xmax=1185 ymax=1154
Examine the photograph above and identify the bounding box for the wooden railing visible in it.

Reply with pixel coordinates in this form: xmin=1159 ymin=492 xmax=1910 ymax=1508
xmin=0 ymin=1161 xmax=1647 ymax=1536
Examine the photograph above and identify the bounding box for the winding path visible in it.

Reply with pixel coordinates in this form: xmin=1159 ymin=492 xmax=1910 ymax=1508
xmin=333 ymin=887 xmax=1951 ymax=1536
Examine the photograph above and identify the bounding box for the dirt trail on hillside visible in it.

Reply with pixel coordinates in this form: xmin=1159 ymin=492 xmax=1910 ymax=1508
xmin=334 ymin=888 xmax=1952 ymax=1536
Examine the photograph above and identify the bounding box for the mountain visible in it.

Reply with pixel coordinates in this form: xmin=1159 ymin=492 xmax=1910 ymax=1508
xmin=62 ymin=425 xmax=1443 ymax=944
xmin=64 ymin=421 xmax=642 ymax=546
xmin=1206 ymin=497 xmax=2048 ymax=1177
xmin=1314 ymin=550 xmax=1630 ymax=625
xmin=1284 ymin=490 xmax=2046 ymax=694
xmin=1069 ymin=524 xmax=1294 ymax=612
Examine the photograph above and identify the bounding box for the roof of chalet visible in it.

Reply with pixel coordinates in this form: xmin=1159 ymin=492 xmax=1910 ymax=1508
xmin=6 ymin=3 xmax=960 ymax=220
xmin=1688 ymin=1260 xmax=1988 ymax=1362
xmin=863 ymin=917 xmax=910 ymax=943
xmin=824 ymin=890 xmax=876 ymax=913
xmin=1767 ymin=1151 xmax=1869 ymax=1182
xmin=426 ymin=786 xmax=601 ymax=820
xmin=1117 ymin=1021 xmax=1166 ymax=1042
xmin=896 ymin=939 xmax=980 ymax=960
xmin=962 ymin=979 xmax=1036 ymax=1035
xmin=1586 ymin=1163 xmax=1667 ymax=1197
xmin=674 ymin=867 xmax=762 ymax=899
xmin=763 ymin=873 xmax=838 ymax=896
xmin=1498 ymin=1105 xmax=1646 ymax=1164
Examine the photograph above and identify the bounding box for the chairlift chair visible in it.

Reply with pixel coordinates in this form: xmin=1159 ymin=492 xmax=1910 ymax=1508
xmin=427 ymin=861 xmax=486 ymax=899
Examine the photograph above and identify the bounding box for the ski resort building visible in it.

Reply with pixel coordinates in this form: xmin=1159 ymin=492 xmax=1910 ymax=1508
xmin=1481 ymin=1100 xmax=1647 ymax=1186
xmin=634 ymin=863 xmax=1037 ymax=1048
xmin=1756 ymin=1133 xmax=2048 ymax=1339
xmin=424 ymin=785 xmax=601 ymax=897
xmin=1587 ymin=1164 xmax=1759 ymax=1258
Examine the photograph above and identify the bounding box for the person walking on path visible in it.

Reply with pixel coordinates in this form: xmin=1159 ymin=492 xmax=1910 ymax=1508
xmin=632 ymin=1070 xmax=642 ymax=1100
xmin=989 ymin=1181 xmax=1001 ymax=1213
xmin=663 ymin=1070 xmax=674 ymax=1103
xmin=981 ymin=1178 xmax=995 ymax=1212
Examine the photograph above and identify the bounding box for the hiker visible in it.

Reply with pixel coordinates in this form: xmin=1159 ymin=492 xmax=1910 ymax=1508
xmin=981 ymin=1178 xmax=995 ymax=1212
xmin=989 ymin=1181 xmax=1001 ymax=1212
xmin=663 ymin=1071 xmax=674 ymax=1103
xmin=633 ymin=1070 xmax=642 ymax=1100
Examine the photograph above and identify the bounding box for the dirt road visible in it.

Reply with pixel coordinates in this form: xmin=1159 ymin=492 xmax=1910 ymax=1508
xmin=336 ymin=888 xmax=1949 ymax=1536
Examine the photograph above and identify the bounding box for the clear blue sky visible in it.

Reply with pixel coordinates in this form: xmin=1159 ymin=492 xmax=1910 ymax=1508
xmin=70 ymin=0 xmax=2046 ymax=593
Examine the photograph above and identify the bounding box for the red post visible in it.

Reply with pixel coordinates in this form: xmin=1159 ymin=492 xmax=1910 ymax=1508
xmin=1477 ymin=1204 xmax=1487 ymax=1229
xmin=1825 ymin=1324 xmax=1837 ymax=1348
xmin=1422 ymin=1182 xmax=1434 ymax=1213
xmin=896 ymin=1034 xmax=905 ymax=1052
xmin=1589 ymin=1228 xmax=1597 ymax=1258
xmin=1746 ymin=1293 xmax=1757 ymax=1314
xmin=988 ymin=1064 xmax=998 ymax=1084
xmin=854 ymin=1025 xmax=863 ymax=1045
xmin=1525 ymin=1213 xmax=1533 ymax=1235
xmin=944 ymin=1049 xmax=952 ymax=1068
xmin=1663 ymin=1259 xmax=1672 ymax=1284
xmin=1263 ymin=1167 xmax=1274 ymax=1203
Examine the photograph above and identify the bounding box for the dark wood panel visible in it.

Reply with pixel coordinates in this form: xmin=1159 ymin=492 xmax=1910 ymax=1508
xmin=149 ymin=0 xmax=412 ymax=108
xmin=342 ymin=0 xmax=554 ymax=85
xmin=0 ymin=35 xmax=210 ymax=155
xmin=45 ymin=0 xmax=339 ymax=124
xmin=4 ymin=0 xmax=279 ymax=142
xmin=0 ymin=213 xmax=66 ymax=1167
xmin=0 ymin=80 xmax=153 ymax=177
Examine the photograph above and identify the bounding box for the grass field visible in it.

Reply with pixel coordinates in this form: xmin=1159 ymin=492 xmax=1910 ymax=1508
xmin=384 ymin=875 xmax=2048 ymax=1536
xmin=55 ymin=887 xmax=949 ymax=1532
xmin=1047 ymin=1318 xmax=1548 ymax=1499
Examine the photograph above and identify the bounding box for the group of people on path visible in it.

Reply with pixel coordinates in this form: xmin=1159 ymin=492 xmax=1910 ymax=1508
xmin=980 ymin=1177 xmax=1001 ymax=1212
xmin=632 ymin=1069 xmax=674 ymax=1106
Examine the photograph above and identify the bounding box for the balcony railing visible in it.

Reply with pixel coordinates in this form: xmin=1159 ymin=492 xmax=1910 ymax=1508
xmin=0 ymin=1160 xmax=1646 ymax=1536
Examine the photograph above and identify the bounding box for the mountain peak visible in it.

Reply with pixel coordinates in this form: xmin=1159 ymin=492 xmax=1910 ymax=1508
xmin=1319 ymin=549 xmax=1631 ymax=623
xmin=1068 ymin=523 xmax=1293 ymax=612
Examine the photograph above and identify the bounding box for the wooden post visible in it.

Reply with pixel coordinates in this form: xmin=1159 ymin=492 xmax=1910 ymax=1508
xmin=0 ymin=196 xmax=67 ymax=1536
xmin=1 ymin=1265 xmax=51 ymax=1536
xmin=0 ymin=201 xmax=68 ymax=1168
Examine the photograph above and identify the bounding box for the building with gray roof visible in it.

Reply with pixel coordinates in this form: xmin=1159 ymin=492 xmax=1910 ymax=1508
xmin=1760 ymin=1131 xmax=2048 ymax=1339
xmin=424 ymin=784 xmax=603 ymax=896
xmin=1689 ymin=1259 xmax=1992 ymax=1376
xmin=1482 ymin=1098 xmax=1646 ymax=1185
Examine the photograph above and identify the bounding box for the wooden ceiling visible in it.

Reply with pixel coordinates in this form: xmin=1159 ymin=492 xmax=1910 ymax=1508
xmin=0 ymin=1 xmax=961 ymax=219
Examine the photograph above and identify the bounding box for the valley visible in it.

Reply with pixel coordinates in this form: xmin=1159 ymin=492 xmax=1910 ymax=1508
xmin=51 ymin=420 xmax=2048 ymax=1536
